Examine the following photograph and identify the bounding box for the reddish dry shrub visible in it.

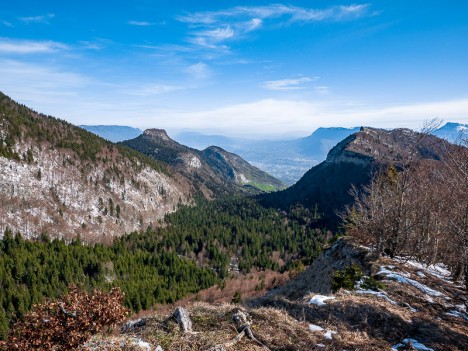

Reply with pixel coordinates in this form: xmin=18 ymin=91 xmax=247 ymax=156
xmin=0 ymin=286 xmax=129 ymax=351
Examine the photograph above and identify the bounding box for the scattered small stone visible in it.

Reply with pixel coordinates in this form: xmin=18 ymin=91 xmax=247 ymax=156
xmin=121 ymin=318 xmax=147 ymax=333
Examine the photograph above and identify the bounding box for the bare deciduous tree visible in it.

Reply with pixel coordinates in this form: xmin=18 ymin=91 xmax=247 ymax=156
xmin=343 ymin=123 xmax=468 ymax=288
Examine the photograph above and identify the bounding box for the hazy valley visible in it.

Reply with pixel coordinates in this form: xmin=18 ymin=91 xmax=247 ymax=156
xmin=83 ymin=123 xmax=467 ymax=185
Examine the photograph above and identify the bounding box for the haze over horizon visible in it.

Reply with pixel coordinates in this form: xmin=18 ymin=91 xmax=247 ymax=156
xmin=1 ymin=1 xmax=467 ymax=138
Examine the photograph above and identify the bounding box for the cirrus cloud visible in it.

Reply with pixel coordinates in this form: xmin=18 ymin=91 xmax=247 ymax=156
xmin=18 ymin=13 xmax=55 ymax=24
xmin=177 ymin=4 xmax=372 ymax=54
xmin=0 ymin=38 xmax=68 ymax=54
xmin=261 ymin=77 xmax=317 ymax=91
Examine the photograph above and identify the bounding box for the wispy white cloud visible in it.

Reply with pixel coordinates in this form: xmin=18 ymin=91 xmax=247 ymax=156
xmin=0 ymin=60 xmax=92 ymax=110
xmin=245 ymin=18 xmax=263 ymax=31
xmin=178 ymin=4 xmax=370 ymax=25
xmin=18 ymin=13 xmax=55 ymax=24
xmin=178 ymin=4 xmax=371 ymax=53
xmin=128 ymin=84 xmax=185 ymax=96
xmin=128 ymin=20 xmax=155 ymax=26
xmin=188 ymin=26 xmax=235 ymax=49
xmin=0 ymin=38 xmax=68 ymax=54
xmin=186 ymin=62 xmax=212 ymax=80
xmin=1 ymin=20 xmax=13 ymax=27
xmin=314 ymin=86 xmax=330 ymax=95
xmin=78 ymin=38 xmax=112 ymax=50
xmin=261 ymin=77 xmax=317 ymax=91
xmin=198 ymin=27 xmax=235 ymax=41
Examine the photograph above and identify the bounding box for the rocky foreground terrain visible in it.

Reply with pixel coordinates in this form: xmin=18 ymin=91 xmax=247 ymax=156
xmin=81 ymin=238 xmax=468 ymax=351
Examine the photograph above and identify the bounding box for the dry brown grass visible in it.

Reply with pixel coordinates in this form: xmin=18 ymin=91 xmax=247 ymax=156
xmin=130 ymin=303 xmax=325 ymax=351
xmin=112 ymin=300 xmax=412 ymax=350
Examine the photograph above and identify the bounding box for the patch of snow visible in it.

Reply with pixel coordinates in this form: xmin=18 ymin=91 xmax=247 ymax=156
xmin=416 ymin=271 xmax=426 ymax=278
xmin=309 ymin=295 xmax=335 ymax=306
xmin=308 ymin=324 xmax=324 ymax=332
xmin=323 ymin=330 xmax=337 ymax=340
xmin=135 ymin=339 xmax=152 ymax=351
xmin=377 ymin=269 xmax=444 ymax=297
xmin=378 ymin=267 xmax=409 ymax=277
xmin=355 ymin=289 xmax=397 ymax=305
xmin=392 ymin=338 xmax=434 ymax=351
xmin=403 ymin=302 xmax=418 ymax=313
xmin=316 ymin=343 xmax=325 ymax=348
xmin=400 ymin=259 xmax=452 ymax=281
xmin=446 ymin=310 xmax=468 ymax=320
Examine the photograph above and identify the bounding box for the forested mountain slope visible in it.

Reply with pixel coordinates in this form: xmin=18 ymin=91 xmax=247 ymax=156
xmin=0 ymin=92 xmax=194 ymax=240
xmin=122 ymin=129 xmax=285 ymax=197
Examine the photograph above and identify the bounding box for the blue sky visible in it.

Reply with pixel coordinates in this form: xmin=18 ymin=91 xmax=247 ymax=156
xmin=1 ymin=1 xmax=467 ymax=138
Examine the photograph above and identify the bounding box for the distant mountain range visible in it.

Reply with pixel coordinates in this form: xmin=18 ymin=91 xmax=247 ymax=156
xmin=174 ymin=127 xmax=361 ymax=185
xmin=432 ymin=122 xmax=467 ymax=143
xmin=175 ymin=123 xmax=466 ymax=185
xmin=81 ymin=122 xmax=467 ymax=185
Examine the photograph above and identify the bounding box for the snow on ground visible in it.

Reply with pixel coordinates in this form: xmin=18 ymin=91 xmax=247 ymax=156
xmin=446 ymin=310 xmax=468 ymax=320
xmin=308 ymin=324 xmax=324 ymax=332
xmin=82 ymin=336 xmax=163 ymax=351
xmin=323 ymin=330 xmax=337 ymax=340
xmin=135 ymin=339 xmax=153 ymax=351
xmin=0 ymin=140 xmax=186 ymax=240
xmin=377 ymin=267 xmax=444 ymax=297
xmin=355 ymin=289 xmax=397 ymax=305
xmin=309 ymin=324 xmax=337 ymax=340
xmin=308 ymin=295 xmax=336 ymax=306
xmin=400 ymin=259 xmax=452 ymax=280
xmin=392 ymin=338 xmax=434 ymax=351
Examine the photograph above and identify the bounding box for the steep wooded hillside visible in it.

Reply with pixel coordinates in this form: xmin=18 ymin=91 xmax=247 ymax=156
xmin=122 ymin=129 xmax=285 ymax=197
xmin=0 ymin=92 xmax=193 ymax=240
